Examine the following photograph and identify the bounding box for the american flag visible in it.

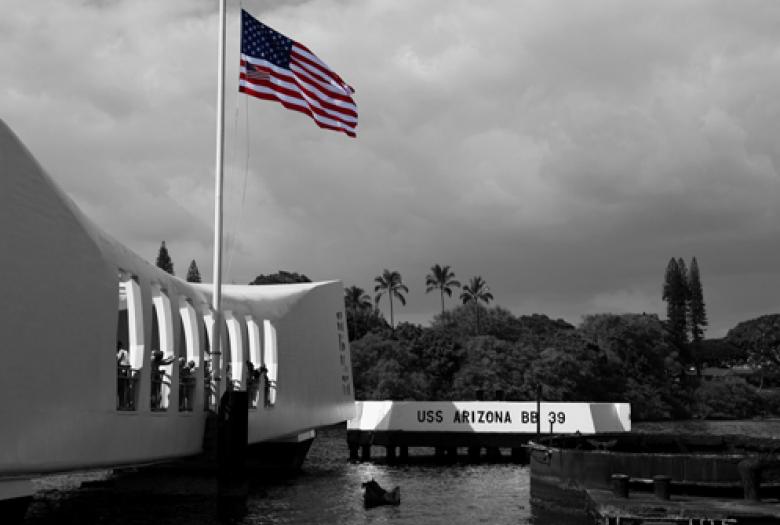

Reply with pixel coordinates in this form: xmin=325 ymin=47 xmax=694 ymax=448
xmin=239 ymin=10 xmax=357 ymax=138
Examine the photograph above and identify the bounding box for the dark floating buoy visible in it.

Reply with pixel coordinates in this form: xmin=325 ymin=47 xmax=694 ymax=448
xmin=361 ymin=478 xmax=401 ymax=508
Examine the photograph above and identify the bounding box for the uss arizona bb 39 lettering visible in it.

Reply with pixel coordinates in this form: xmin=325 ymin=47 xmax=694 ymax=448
xmin=350 ymin=401 xmax=631 ymax=434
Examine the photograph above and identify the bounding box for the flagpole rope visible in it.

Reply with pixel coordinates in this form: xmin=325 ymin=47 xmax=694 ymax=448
xmin=242 ymin=94 xmax=251 ymax=211
xmin=224 ymin=0 xmax=253 ymax=284
xmin=224 ymin=78 xmax=252 ymax=283
xmin=223 ymin=68 xmax=241 ymax=281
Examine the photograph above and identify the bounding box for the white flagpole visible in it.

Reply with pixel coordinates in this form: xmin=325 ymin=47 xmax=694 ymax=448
xmin=211 ymin=0 xmax=226 ymax=403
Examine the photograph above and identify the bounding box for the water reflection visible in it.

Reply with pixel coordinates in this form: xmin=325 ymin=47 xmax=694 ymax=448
xmin=245 ymin=428 xmax=533 ymax=525
xmin=241 ymin=461 xmax=531 ymax=525
xmin=26 ymin=427 xmax=541 ymax=524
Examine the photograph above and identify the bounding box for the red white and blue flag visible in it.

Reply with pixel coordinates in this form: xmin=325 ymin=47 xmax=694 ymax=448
xmin=239 ymin=10 xmax=357 ymax=138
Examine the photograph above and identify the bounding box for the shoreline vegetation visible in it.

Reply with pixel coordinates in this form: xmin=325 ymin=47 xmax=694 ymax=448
xmin=339 ymin=261 xmax=780 ymax=422
xmin=346 ymin=294 xmax=780 ymax=423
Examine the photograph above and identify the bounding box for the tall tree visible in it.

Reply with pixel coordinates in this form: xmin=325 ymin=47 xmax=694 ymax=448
xmin=677 ymin=257 xmax=690 ymax=321
xmin=688 ymin=257 xmax=708 ymax=344
xmin=460 ymin=275 xmax=494 ymax=335
xmin=345 ymin=285 xmax=372 ymax=313
xmin=374 ymin=269 xmax=408 ymax=330
xmin=186 ymin=260 xmax=202 ymax=283
xmin=425 ymin=264 xmax=461 ymax=315
xmin=662 ymin=258 xmax=687 ymax=348
xmin=344 ymin=285 xmax=387 ymax=341
xmin=155 ymin=241 xmax=174 ymax=275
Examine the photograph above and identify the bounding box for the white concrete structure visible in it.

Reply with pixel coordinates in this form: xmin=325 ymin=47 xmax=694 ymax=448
xmin=0 ymin=119 xmax=355 ymax=502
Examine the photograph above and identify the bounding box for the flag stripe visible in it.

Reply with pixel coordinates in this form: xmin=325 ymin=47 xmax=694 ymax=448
xmin=294 ymin=43 xmax=353 ymax=92
xmin=241 ymin=67 xmax=357 ymax=132
xmin=240 ymin=58 xmax=357 ymax=123
xmin=239 ymin=61 xmax=356 ymax=124
xmin=288 ymin=67 xmax=358 ymax=115
xmin=239 ymin=83 xmax=356 ymax=136
xmin=241 ymin=56 xmax=357 ymax=113
xmin=294 ymin=80 xmax=358 ymax=122
xmin=290 ymin=47 xmax=351 ymax=94
xmin=239 ymin=72 xmax=357 ymax=128
xmin=289 ymin=61 xmax=355 ymax=104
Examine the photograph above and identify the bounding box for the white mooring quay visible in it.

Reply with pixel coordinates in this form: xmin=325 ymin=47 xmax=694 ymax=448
xmin=346 ymin=401 xmax=631 ymax=463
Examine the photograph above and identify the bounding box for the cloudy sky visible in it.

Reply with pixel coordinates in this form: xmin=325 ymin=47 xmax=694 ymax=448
xmin=2 ymin=0 xmax=779 ymax=336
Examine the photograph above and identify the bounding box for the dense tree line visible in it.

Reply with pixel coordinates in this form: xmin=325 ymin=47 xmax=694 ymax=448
xmin=350 ymin=303 xmax=780 ymax=420
xmin=348 ymin=305 xmax=692 ymax=420
xmin=346 ymin=258 xmax=780 ymax=421
xmin=250 ymin=270 xmax=311 ymax=285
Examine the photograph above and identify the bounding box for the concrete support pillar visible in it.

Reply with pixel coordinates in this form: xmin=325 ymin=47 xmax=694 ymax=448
xmin=737 ymin=457 xmax=780 ymax=501
xmin=468 ymin=446 xmax=481 ymax=462
xmin=386 ymin=445 xmax=396 ymax=463
xmin=361 ymin=445 xmax=371 ymax=462
xmin=610 ymin=474 xmax=629 ymax=499
xmin=399 ymin=446 xmax=409 ymax=461
xmin=349 ymin=444 xmax=359 ymax=462
xmin=653 ymin=475 xmax=671 ymax=500
xmin=486 ymin=447 xmax=502 ymax=461
xmin=738 ymin=458 xmax=764 ymax=501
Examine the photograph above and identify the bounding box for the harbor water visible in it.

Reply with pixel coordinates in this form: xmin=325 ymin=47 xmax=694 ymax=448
xmin=22 ymin=425 xmax=556 ymax=525
xmin=23 ymin=420 xmax=780 ymax=524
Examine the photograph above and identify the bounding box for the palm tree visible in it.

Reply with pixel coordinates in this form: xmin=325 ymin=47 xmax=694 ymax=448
xmin=374 ymin=269 xmax=408 ymax=329
xmin=460 ymin=275 xmax=494 ymax=335
xmin=344 ymin=285 xmax=372 ymax=313
xmin=425 ymin=264 xmax=461 ymax=316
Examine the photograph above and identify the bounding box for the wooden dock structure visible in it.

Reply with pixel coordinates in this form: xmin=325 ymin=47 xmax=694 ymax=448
xmin=586 ymin=488 xmax=780 ymax=524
